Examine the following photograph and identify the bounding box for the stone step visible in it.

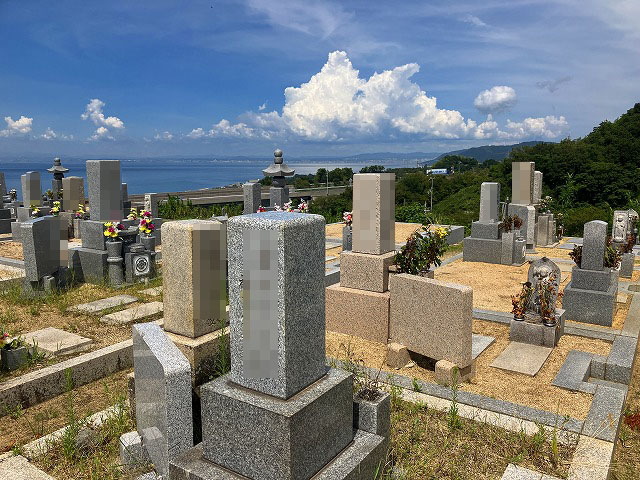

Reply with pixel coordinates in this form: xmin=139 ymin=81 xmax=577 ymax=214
xmin=22 ymin=327 xmax=92 ymax=357
xmin=70 ymin=294 xmax=138 ymax=314
xmin=140 ymin=286 xmax=162 ymax=296
xmin=100 ymin=301 xmax=164 ymax=325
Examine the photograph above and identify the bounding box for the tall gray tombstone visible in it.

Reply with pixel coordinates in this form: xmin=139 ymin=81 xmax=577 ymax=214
xmin=21 ymin=216 xmax=67 ymax=282
xmin=227 ymin=212 xmax=326 ymax=398
xmin=144 ymin=193 xmax=159 ymax=217
xmin=133 ymin=323 xmax=193 ymax=478
xmin=478 ymin=182 xmax=500 ymax=223
xmin=242 ymin=182 xmax=261 ymax=214
xmin=511 ymin=162 xmax=535 ymax=205
xmin=87 ymin=160 xmax=122 ymax=221
xmin=533 ymin=171 xmax=543 ymax=204
xmin=121 ymin=183 xmax=128 ymax=203
xmin=0 ymin=172 xmax=7 ymax=197
xmin=352 ymin=173 xmax=395 ymax=255
xmin=62 ymin=176 xmax=84 ymax=212
xmin=582 ymin=220 xmax=607 ymax=271
xmin=21 ymin=171 xmax=41 ymax=207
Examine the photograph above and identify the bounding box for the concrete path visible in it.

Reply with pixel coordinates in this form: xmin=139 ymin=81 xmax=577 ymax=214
xmin=100 ymin=301 xmax=164 ymax=325
xmin=70 ymin=294 xmax=138 ymax=314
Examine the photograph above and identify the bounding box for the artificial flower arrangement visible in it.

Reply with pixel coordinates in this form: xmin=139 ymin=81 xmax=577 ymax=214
xmin=343 ymin=211 xmax=353 ymax=227
xmin=273 ymin=204 xmax=283 ymax=212
xmin=138 ymin=210 xmax=155 ymax=236
xmin=50 ymin=201 xmax=61 ymax=217
xmin=127 ymin=207 xmax=138 ymax=220
xmin=538 ymin=272 xmax=562 ymax=326
xmin=103 ymin=221 xmax=125 ymax=240
xmin=30 ymin=204 xmax=40 ymax=217
xmin=256 ymin=205 xmax=267 ymax=213
xmin=283 ymin=201 xmax=294 ymax=212
xmin=75 ymin=204 xmax=88 ymax=219
xmin=511 ymin=281 xmax=533 ymax=318
xmin=297 ymin=201 xmax=309 ymax=213
xmin=394 ymin=223 xmax=450 ymax=276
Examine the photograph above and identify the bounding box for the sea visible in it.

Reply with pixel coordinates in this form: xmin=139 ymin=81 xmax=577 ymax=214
xmin=0 ymin=157 xmax=426 ymax=195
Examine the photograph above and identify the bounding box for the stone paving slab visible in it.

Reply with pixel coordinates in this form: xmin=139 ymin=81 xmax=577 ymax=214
xmin=490 ymin=342 xmax=552 ymax=376
xmin=621 ymin=294 xmax=640 ymax=337
xmin=552 ymin=350 xmax=596 ymax=393
xmin=501 ymin=463 xmax=558 ymax=480
xmin=139 ymin=286 xmax=162 ymax=296
xmin=472 ymin=334 xmax=495 ymax=360
xmin=0 ymin=455 xmax=54 ymax=479
xmin=100 ymin=301 xmax=164 ymax=325
xmin=70 ymin=294 xmax=138 ymax=314
xmin=567 ymin=435 xmax=614 ymax=480
xmin=22 ymin=327 xmax=92 ymax=356
xmin=605 ymin=335 xmax=637 ymax=383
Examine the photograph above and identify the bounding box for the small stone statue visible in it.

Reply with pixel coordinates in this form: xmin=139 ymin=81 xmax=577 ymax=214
xmin=526 ymin=257 xmax=561 ymax=325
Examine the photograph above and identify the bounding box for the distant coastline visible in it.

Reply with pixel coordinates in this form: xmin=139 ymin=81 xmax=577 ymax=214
xmin=0 ymin=156 xmax=426 ymax=195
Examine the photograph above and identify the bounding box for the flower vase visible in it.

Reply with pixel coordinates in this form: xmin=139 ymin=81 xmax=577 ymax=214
xmin=141 ymin=235 xmax=156 ymax=252
xmin=514 ymin=314 xmax=525 ymax=321
xmin=1 ymin=346 xmax=29 ymax=371
xmin=342 ymin=225 xmax=352 ymax=251
xmin=106 ymin=239 xmax=124 ymax=286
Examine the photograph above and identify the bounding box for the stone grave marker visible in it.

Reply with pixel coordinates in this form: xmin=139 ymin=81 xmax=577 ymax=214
xmin=511 ymin=161 xmax=535 ymax=205
xmin=533 ymin=170 xmax=543 ymax=204
xmin=144 ymin=193 xmax=159 ymax=217
xmin=87 ymin=160 xmax=122 ymax=221
xmin=582 ymin=220 xmax=607 ymax=271
xmin=62 ymin=176 xmax=84 ymax=212
xmin=478 ymin=181 xmax=500 ymax=223
xmin=133 ymin=322 xmax=193 ymax=477
xmin=21 ymin=216 xmax=68 ymax=291
xmin=352 ymin=173 xmax=395 ymax=255
xmin=242 ymin=181 xmax=261 ymax=214
xmin=21 ymin=171 xmax=41 ymax=207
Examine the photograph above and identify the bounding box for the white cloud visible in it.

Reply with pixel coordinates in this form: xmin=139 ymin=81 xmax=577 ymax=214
xmin=154 ymin=131 xmax=174 ymax=141
xmin=258 ymin=102 xmax=267 ymax=111
xmin=502 ymin=115 xmax=568 ymax=139
xmin=461 ymin=14 xmax=488 ymax=28
xmin=81 ymin=98 xmax=124 ymax=140
xmin=0 ymin=115 xmax=33 ymax=137
xmin=189 ymin=51 xmax=567 ymax=143
xmin=473 ymin=86 xmax=517 ymax=113
xmin=40 ymin=127 xmax=73 ymax=140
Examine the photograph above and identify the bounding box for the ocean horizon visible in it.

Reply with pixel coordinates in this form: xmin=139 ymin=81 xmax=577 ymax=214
xmin=0 ymin=157 xmax=425 ymax=195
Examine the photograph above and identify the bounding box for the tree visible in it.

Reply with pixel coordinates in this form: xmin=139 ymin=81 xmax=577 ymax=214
xmin=315 ymin=168 xmax=328 ymax=184
xmin=359 ymin=165 xmax=385 ymax=173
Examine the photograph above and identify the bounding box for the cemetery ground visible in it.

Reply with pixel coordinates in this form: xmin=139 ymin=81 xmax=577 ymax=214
xmin=0 ymin=225 xmax=638 ymax=479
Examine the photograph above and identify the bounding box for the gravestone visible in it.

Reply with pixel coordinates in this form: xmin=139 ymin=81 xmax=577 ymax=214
xmin=62 ymin=176 xmax=84 ymax=212
xmin=133 ymin=322 xmax=193 ymax=478
xmin=612 ymin=210 xmax=629 ymax=244
xmin=144 ymin=193 xmax=159 ymax=217
xmin=162 ymin=219 xmax=228 ymax=386
xmin=512 ymin=162 xmax=535 ymax=205
xmin=536 ymin=214 xmax=551 ymax=246
xmin=533 ymin=170 xmax=543 ymax=204
xmin=563 ymin=221 xmax=617 ymax=326
xmin=87 ymin=160 xmax=122 ymax=221
xmin=352 ymin=173 xmax=395 ymax=255
xmin=121 ymin=183 xmax=131 ymax=213
xmin=21 ymin=171 xmax=41 ymax=207
xmin=0 ymin=172 xmax=6 ymax=197
xmin=227 ymin=212 xmax=326 ymax=398
xmin=582 ymin=220 xmax=607 ymax=271
xmin=21 ymin=216 xmax=68 ymax=292
xmin=242 ymin=181 xmax=262 ymax=214
xmin=168 ymin=211 xmax=388 ymax=479
xmin=478 ymin=182 xmax=500 ymax=223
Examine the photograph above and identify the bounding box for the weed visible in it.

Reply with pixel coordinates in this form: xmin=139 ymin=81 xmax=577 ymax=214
xmin=211 ymin=317 xmax=231 ymax=379
xmin=60 ymin=368 xmax=83 ymax=460
xmin=29 ymin=303 xmax=40 ymax=316
xmin=411 ymin=377 xmax=422 ymax=393
xmin=447 ymin=367 xmax=463 ymax=431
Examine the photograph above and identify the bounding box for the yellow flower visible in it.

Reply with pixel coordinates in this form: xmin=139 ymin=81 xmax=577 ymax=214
xmin=104 ymin=230 xmax=111 ymax=237
xmin=435 ymin=227 xmax=448 ymax=238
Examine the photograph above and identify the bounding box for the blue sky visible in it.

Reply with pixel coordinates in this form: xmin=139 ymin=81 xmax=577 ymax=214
xmin=1 ymin=0 xmax=639 ymax=157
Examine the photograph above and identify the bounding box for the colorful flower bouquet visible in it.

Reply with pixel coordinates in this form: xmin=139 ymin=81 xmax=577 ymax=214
xmin=343 ymin=211 xmax=353 ymax=227
xmin=138 ymin=211 xmax=155 ymax=236
xmin=127 ymin=207 xmax=138 ymax=220
xmin=50 ymin=201 xmax=61 ymax=217
xmin=30 ymin=204 xmax=41 ymax=217
xmin=103 ymin=221 xmax=125 ymax=240
xmin=75 ymin=204 xmax=88 ymax=219
xmin=256 ymin=205 xmax=267 ymax=213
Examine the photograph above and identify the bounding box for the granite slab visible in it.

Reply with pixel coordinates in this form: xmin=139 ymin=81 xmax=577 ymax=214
xmin=21 ymin=327 xmax=92 ymax=356
xmin=70 ymin=294 xmax=138 ymax=314
xmin=100 ymin=301 xmax=163 ymax=325
xmin=490 ymin=342 xmax=552 ymax=376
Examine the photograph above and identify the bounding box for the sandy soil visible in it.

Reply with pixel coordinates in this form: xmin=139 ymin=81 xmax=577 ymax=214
xmin=326 ymin=222 xmax=422 ymax=244
xmin=0 ymin=241 xmax=23 ymax=260
xmin=327 ymin=318 xmax=610 ymax=420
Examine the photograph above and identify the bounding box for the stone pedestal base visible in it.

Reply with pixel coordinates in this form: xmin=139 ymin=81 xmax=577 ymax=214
xmin=563 ymin=281 xmax=617 ymax=326
xmin=620 ymin=253 xmax=634 ymax=279
xmin=165 ymin=328 xmax=229 ymax=387
xmin=69 ymin=247 xmax=108 ymax=283
xmin=326 ymin=284 xmax=390 ymax=344
xmin=339 ymin=251 xmax=395 ymax=292
xmin=509 ymin=309 xmax=565 ymax=347
xmin=463 ymin=237 xmax=502 ymax=264
xmin=435 ymin=359 xmax=476 ymax=386
xmin=0 ymin=217 xmax=14 ymax=234
xmin=170 ymin=429 xmax=387 ymax=480
xmin=201 ymin=368 xmax=354 ymax=480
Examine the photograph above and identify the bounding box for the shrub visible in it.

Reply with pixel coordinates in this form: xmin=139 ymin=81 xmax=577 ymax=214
xmin=394 ymin=225 xmax=449 ymax=275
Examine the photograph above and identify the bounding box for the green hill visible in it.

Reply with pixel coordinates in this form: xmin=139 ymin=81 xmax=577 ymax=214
xmin=431 ymin=141 xmax=543 ymax=164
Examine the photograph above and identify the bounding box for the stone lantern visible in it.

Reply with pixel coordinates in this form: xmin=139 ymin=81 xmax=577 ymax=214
xmin=47 ymin=157 xmax=69 ymax=201
xmin=262 ymin=149 xmax=294 ymax=208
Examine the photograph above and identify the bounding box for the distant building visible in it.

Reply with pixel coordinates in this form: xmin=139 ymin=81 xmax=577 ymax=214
xmin=425 ymin=168 xmax=449 ymax=175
